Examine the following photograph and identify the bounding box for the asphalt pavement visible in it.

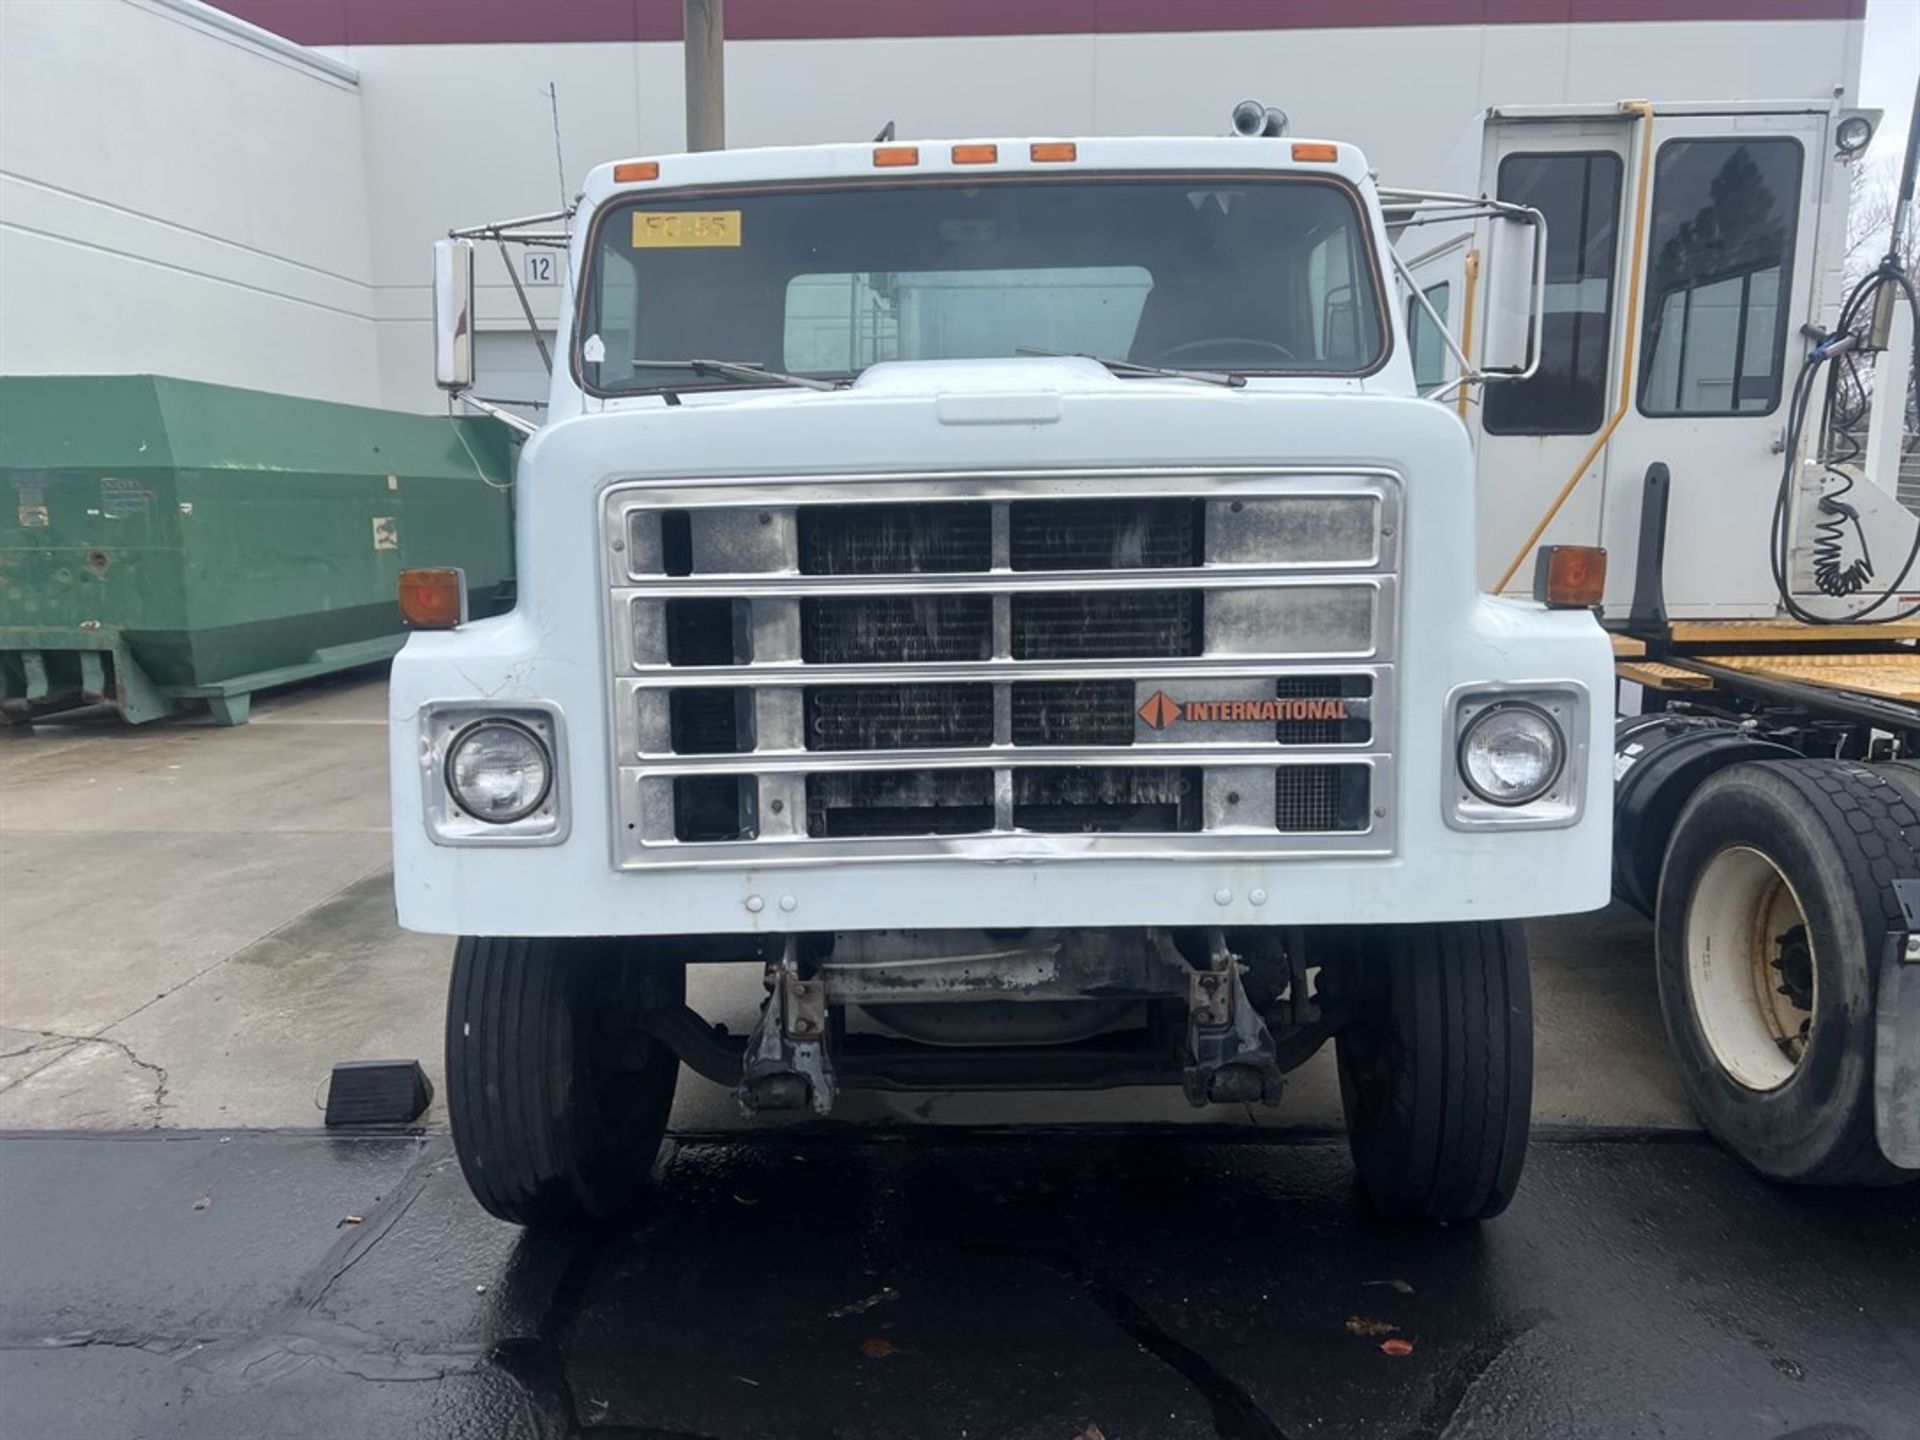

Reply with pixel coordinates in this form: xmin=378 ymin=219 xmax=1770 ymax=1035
xmin=3 ymin=1126 xmax=1916 ymax=1440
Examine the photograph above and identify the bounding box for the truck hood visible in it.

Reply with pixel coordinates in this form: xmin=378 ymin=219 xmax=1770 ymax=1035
xmin=540 ymin=356 xmax=1453 ymax=492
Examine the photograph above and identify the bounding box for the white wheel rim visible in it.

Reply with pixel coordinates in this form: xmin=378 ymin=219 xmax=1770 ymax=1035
xmin=1683 ymin=845 xmax=1816 ymax=1092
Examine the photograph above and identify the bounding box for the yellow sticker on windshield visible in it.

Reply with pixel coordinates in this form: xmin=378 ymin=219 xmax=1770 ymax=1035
xmin=631 ymin=211 xmax=742 ymax=248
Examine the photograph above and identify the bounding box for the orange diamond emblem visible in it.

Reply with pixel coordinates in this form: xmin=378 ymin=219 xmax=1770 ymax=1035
xmin=1138 ymin=690 xmax=1181 ymax=730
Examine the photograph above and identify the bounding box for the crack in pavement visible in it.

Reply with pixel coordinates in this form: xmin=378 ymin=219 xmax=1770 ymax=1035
xmin=10 ymin=1330 xmax=217 ymax=1356
xmin=296 ymin=1149 xmax=446 ymax=1312
xmin=482 ymin=1208 xmax=725 ymax=1440
xmin=0 ymin=858 xmax=392 ymax=1125
xmin=0 ymin=1030 xmax=169 ymax=1122
xmin=967 ymin=1241 xmax=1291 ymax=1440
xmin=484 ymin=1234 xmax=607 ymax=1440
xmin=1402 ymin=1312 xmax=1547 ymax=1440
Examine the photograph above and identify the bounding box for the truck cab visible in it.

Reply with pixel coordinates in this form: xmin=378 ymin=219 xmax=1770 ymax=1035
xmin=394 ymin=134 xmax=1613 ymax=1228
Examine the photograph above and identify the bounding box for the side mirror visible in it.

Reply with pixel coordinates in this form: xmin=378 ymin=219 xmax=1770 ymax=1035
xmin=1479 ymin=210 xmax=1543 ymax=376
xmin=434 ymin=239 xmax=475 ymax=392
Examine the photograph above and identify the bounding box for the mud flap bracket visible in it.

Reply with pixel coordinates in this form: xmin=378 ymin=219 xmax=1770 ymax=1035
xmin=737 ymin=940 xmax=837 ymax=1117
xmin=1180 ymin=934 xmax=1284 ymax=1108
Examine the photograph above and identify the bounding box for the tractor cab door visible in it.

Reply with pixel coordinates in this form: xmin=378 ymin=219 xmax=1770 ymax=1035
xmin=1598 ymin=109 xmax=1833 ymax=618
xmin=1467 ymin=113 xmax=1637 ymax=598
xmin=1467 ymin=106 xmax=1833 ymax=618
xmin=1398 ymin=235 xmax=1470 ymax=402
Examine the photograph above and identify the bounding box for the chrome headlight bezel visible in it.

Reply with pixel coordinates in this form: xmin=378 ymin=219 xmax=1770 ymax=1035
xmin=1444 ymin=682 xmax=1588 ymax=831
xmin=422 ymin=703 xmax=569 ymax=846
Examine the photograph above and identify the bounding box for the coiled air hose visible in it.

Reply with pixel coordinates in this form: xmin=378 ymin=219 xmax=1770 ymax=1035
xmin=1769 ymin=86 xmax=1920 ymax=624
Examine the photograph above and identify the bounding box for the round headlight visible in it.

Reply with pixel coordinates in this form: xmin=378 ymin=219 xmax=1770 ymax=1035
xmin=1459 ymin=703 xmax=1564 ymax=806
xmin=446 ymin=719 xmax=552 ymax=823
xmin=1835 ymin=114 xmax=1874 ymax=156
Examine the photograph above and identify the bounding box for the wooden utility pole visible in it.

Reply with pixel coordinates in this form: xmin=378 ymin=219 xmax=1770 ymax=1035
xmin=684 ymin=0 xmax=725 ymax=151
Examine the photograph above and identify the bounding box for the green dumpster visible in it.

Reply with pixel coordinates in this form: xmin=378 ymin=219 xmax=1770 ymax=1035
xmin=0 ymin=375 xmax=516 ymax=725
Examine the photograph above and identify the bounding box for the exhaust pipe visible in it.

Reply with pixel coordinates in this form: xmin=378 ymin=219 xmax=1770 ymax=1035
xmin=1231 ymin=99 xmax=1288 ymax=138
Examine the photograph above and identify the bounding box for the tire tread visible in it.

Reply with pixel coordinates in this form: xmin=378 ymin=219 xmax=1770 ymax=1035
xmin=1338 ymin=920 xmax=1532 ymax=1222
xmin=446 ymin=936 xmax=679 ymax=1228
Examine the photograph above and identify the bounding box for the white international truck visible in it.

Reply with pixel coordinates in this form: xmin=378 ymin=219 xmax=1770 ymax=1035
xmin=397 ymin=96 xmax=1917 ymax=1230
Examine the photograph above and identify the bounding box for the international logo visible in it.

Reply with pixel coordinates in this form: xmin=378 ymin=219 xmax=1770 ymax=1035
xmin=1137 ymin=689 xmax=1351 ymax=730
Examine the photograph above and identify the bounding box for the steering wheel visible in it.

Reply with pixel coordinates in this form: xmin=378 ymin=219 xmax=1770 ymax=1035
xmin=1150 ymin=337 xmax=1296 ymax=368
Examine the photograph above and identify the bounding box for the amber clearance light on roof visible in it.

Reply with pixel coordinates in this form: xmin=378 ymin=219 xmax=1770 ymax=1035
xmin=1029 ymin=142 xmax=1077 ymax=163
xmin=873 ymin=145 xmax=920 ymax=167
xmin=1290 ymin=143 xmax=1339 ymax=163
xmin=951 ymin=143 xmax=998 ymax=165
xmin=613 ymin=160 xmax=659 ymax=182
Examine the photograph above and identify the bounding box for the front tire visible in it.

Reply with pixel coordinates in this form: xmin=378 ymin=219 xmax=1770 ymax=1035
xmin=1655 ymin=759 xmax=1917 ymax=1185
xmin=447 ymin=936 xmax=684 ymax=1228
xmin=1332 ymin=921 xmax=1533 ymax=1222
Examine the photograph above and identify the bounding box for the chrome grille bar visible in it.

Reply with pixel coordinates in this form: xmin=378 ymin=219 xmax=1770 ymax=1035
xmin=604 ymin=468 xmax=1400 ymax=868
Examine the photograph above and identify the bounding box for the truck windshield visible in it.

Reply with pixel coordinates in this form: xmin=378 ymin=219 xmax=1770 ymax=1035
xmin=576 ymin=174 xmax=1387 ymax=393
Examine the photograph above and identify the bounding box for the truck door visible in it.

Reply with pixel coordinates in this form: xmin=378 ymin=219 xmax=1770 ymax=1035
xmin=1400 ymin=236 xmax=1469 ymax=401
xmin=1596 ymin=109 xmax=1831 ymax=617
xmin=1468 ymin=117 xmax=1636 ymax=595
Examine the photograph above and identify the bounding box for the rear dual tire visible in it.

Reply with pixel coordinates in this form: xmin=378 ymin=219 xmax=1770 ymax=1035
xmin=1333 ymin=921 xmax=1533 ymax=1222
xmin=1654 ymin=759 xmax=1917 ymax=1186
xmin=447 ymin=936 xmax=684 ymax=1228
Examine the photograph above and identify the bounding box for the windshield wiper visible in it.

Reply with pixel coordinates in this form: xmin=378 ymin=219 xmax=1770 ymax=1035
xmin=629 ymin=358 xmax=842 ymax=393
xmin=1013 ymin=346 xmax=1247 ymax=389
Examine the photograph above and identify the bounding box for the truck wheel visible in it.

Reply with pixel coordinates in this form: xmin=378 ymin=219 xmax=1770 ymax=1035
xmin=1333 ymin=921 xmax=1532 ymax=1222
xmin=447 ymin=936 xmax=684 ymax=1228
xmin=1655 ymin=760 xmax=1918 ymax=1185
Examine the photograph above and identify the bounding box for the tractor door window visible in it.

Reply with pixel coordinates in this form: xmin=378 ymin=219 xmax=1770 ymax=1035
xmin=1408 ymin=282 xmax=1450 ymax=391
xmin=1638 ymin=137 xmax=1802 ymax=416
xmin=1485 ymin=152 xmax=1623 ymax=436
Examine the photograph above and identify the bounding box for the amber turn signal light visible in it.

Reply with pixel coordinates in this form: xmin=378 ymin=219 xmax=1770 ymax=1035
xmin=399 ymin=568 xmax=468 ymax=629
xmin=1532 ymin=545 xmax=1606 ymax=609
xmin=613 ymin=160 xmax=659 ymax=182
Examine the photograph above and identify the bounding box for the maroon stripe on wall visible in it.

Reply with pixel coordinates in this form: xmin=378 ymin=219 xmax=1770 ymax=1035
xmin=211 ymin=0 xmax=1866 ymax=48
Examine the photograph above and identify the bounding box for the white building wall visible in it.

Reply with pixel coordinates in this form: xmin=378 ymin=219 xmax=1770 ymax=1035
xmin=0 ymin=2 xmax=1865 ymax=415
xmin=0 ymin=0 xmax=381 ymax=406
xmin=347 ymin=17 xmax=1862 ymax=414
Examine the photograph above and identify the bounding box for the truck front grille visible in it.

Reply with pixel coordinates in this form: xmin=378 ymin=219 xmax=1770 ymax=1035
xmin=1011 ymin=591 xmax=1202 ymax=659
xmin=610 ymin=469 xmax=1397 ymax=866
xmin=805 ymin=683 xmax=992 ymax=751
xmin=1009 ymin=498 xmax=1200 ymax=570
